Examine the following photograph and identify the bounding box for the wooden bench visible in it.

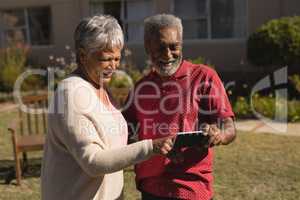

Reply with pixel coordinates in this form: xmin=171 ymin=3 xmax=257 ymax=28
xmin=7 ymin=94 xmax=48 ymax=185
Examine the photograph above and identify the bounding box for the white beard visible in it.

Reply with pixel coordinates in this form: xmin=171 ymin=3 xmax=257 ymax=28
xmin=153 ymin=56 xmax=182 ymax=77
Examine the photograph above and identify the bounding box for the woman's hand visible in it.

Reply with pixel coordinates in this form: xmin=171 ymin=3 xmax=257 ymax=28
xmin=152 ymin=135 xmax=175 ymax=155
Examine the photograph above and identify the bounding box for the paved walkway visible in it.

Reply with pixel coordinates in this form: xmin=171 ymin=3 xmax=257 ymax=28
xmin=0 ymin=103 xmax=17 ymax=113
xmin=235 ymin=119 xmax=300 ymax=136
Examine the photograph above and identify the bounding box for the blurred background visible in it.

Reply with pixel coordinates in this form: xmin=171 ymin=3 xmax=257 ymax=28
xmin=0 ymin=0 xmax=299 ymax=199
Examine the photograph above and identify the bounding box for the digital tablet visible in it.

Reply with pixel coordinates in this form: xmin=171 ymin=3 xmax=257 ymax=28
xmin=173 ymin=131 xmax=209 ymax=149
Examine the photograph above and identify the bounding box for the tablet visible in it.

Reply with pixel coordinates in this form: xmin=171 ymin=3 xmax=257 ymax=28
xmin=173 ymin=130 xmax=209 ymax=149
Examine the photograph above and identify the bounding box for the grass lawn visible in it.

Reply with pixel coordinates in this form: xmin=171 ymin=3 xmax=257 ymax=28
xmin=0 ymin=110 xmax=300 ymax=199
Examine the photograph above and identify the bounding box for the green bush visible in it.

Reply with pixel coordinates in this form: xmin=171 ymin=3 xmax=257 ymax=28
xmin=233 ymin=94 xmax=300 ymax=122
xmin=252 ymin=95 xmax=276 ymax=119
xmin=289 ymin=74 xmax=300 ymax=93
xmin=188 ymin=56 xmax=215 ymax=68
xmin=0 ymin=45 xmax=29 ymax=91
xmin=288 ymin=100 xmax=300 ymax=122
xmin=108 ymin=72 xmax=134 ymax=107
xmin=247 ymin=16 xmax=300 ymax=66
xmin=233 ymin=96 xmax=252 ymax=118
xmin=108 ymin=47 xmax=142 ymax=106
xmin=109 ymin=73 xmax=132 ymax=89
xmin=0 ymin=44 xmax=44 ymax=93
xmin=126 ymin=67 xmax=142 ymax=84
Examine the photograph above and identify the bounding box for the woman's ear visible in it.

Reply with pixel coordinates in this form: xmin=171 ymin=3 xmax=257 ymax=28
xmin=78 ymin=48 xmax=87 ymax=65
xmin=144 ymin=40 xmax=151 ymax=55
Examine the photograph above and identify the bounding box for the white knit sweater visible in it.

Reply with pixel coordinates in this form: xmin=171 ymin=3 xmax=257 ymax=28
xmin=41 ymin=76 xmax=153 ymax=200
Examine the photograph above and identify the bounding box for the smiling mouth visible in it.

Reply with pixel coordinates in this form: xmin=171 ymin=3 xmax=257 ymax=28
xmin=159 ymin=60 xmax=176 ymax=67
xmin=102 ymin=70 xmax=114 ymax=78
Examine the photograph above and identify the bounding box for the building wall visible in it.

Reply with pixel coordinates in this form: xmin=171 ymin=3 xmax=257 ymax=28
xmin=128 ymin=0 xmax=300 ymax=72
xmin=0 ymin=0 xmax=83 ymax=65
xmin=125 ymin=0 xmax=300 ymax=82
xmin=1 ymin=0 xmax=300 ymax=77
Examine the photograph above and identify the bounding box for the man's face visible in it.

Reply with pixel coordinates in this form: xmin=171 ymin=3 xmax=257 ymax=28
xmin=146 ymin=27 xmax=182 ymax=77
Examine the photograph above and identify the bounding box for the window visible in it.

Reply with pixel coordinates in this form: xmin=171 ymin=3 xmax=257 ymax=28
xmin=173 ymin=0 xmax=247 ymax=39
xmin=90 ymin=1 xmax=122 ymax=25
xmin=0 ymin=6 xmax=52 ymax=46
xmin=125 ymin=0 xmax=154 ymax=41
xmin=211 ymin=0 xmax=247 ymax=38
xmin=90 ymin=0 xmax=155 ymax=42
xmin=174 ymin=0 xmax=208 ymax=39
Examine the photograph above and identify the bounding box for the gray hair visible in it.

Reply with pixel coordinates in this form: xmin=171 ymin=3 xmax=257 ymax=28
xmin=144 ymin=14 xmax=183 ymax=43
xmin=74 ymin=15 xmax=124 ymax=62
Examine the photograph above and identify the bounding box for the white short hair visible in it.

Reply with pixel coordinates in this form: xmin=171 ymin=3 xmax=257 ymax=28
xmin=74 ymin=15 xmax=124 ymax=61
xmin=144 ymin=14 xmax=183 ymax=43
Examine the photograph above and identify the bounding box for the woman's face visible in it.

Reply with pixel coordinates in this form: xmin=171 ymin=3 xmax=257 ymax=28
xmin=80 ymin=47 xmax=121 ymax=86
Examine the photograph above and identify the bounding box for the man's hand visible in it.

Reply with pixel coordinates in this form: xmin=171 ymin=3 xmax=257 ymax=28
xmin=202 ymin=124 xmax=223 ymax=147
xmin=202 ymin=117 xmax=236 ymax=148
xmin=152 ymin=135 xmax=176 ymax=155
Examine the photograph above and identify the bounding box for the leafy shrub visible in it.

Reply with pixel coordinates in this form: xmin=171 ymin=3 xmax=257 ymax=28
xmin=0 ymin=44 xmax=44 ymax=92
xmin=188 ymin=56 xmax=215 ymax=68
xmin=289 ymin=74 xmax=300 ymax=93
xmin=288 ymin=100 xmax=300 ymax=122
xmin=233 ymin=94 xmax=300 ymax=122
xmin=120 ymin=48 xmax=143 ymax=84
xmin=125 ymin=67 xmax=142 ymax=84
xmin=106 ymin=48 xmax=143 ymax=106
xmin=252 ymin=95 xmax=276 ymax=119
xmin=109 ymin=72 xmax=133 ymax=89
xmin=108 ymin=48 xmax=142 ymax=89
xmin=247 ymin=16 xmax=300 ymax=66
xmin=233 ymin=96 xmax=252 ymax=118
xmin=0 ymin=44 xmax=29 ymax=91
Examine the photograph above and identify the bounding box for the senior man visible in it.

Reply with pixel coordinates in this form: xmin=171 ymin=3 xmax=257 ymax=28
xmin=123 ymin=14 xmax=236 ymax=200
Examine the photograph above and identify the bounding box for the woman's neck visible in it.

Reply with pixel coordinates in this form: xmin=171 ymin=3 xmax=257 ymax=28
xmin=73 ymin=66 xmax=111 ymax=106
xmin=96 ymin=87 xmax=111 ymax=106
xmin=74 ymin=66 xmax=101 ymax=89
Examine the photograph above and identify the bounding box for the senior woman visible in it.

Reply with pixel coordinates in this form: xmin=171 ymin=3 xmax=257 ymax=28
xmin=41 ymin=15 xmax=174 ymax=200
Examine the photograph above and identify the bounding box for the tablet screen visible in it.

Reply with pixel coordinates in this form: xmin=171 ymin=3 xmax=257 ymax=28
xmin=173 ymin=131 xmax=209 ymax=149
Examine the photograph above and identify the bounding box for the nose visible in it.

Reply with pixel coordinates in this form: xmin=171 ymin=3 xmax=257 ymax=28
xmin=162 ymin=47 xmax=172 ymax=60
xmin=110 ymin=59 xmax=118 ymax=70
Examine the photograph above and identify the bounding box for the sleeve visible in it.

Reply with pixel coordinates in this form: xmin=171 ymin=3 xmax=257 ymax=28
xmin=199 ymin=70 xmax=235 ymax=123
xmin=51 ymin=83 xmax=153 ymax=177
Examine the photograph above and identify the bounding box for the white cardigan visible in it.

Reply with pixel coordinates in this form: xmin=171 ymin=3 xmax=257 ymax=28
xmin=41 ymin=76 xmax=153 ymax=200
